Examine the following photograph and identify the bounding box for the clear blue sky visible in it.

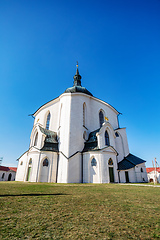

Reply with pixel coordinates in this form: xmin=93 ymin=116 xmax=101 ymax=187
xmin=0 ymin=0 xmax=160 ymax=168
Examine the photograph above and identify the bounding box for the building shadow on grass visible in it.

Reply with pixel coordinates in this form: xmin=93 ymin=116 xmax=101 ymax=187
xmin=0 ymin=193 xmax=69 ymax=197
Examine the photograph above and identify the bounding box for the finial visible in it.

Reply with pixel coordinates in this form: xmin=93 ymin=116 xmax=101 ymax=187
xmin=75 ymin=61 xmax=79 ymax=76
xmin=73 ymin=61 xmax=82 ymax=86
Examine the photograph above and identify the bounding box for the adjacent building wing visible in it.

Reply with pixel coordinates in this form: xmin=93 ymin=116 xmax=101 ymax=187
xmin=118 ymin=153 xmax=146 ymax=170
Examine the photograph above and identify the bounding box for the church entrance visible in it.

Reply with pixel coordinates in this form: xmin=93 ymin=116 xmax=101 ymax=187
xmin=8 ymin=173 xmax=12 ymax=181
xmin=125 ymin=171 xmax=129 ymax=183
xmin=27 ymin=167 xmax=31 ymax=181
xmin=39 ymin=158 xmax=49 ymax=182
xmin=26 ymin=158 xmax=32 ymax=181
xmin=109 ymin=167 xmax=114 ymax=183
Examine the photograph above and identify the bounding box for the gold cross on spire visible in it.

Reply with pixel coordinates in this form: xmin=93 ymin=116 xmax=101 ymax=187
xmin=76 ymin=61 xmax=78 ymax=68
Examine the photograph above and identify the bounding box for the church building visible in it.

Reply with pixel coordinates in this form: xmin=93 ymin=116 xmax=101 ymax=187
xmin=16 ymin=65 xmax=148 ymax=183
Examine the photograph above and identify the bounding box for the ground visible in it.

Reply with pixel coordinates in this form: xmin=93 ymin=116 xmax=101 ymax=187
xmin=0 ymin=182 xmax=160 ymax=239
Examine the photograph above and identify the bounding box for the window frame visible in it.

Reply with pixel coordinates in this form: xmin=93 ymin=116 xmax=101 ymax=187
xmin=34 ymin=132 xmax=38 ymax=146
xmin=43 ymin=158 xmax=49 ymax=167
xmin=105 ymin=130 xmax=110 ymax=146
xmin=91 ymin=158 xmax=97 ymax=167
xmin=99 ymin=110 xmax=104 ymax=128
xmin=108 ymin=158 xmax=113 ymax=166
xmin=46 ymin=112 xmax=51 ymax=130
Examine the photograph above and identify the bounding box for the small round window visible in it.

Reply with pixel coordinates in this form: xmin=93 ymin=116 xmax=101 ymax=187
xmin=91 ymin=158 xmax=97 ymax=166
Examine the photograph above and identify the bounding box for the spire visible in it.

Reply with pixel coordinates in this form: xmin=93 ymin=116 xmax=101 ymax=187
xmin=73 ymin=61 xmax=82 ymax=86
xmin=64 ymin=62 xmax=93 ymax=96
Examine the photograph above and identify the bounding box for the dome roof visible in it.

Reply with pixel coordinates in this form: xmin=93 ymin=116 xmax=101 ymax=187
xmin=65 ymin=85 xmax=93 ymax=96
xmin=64 ymin=64 xmax=93 ymax=96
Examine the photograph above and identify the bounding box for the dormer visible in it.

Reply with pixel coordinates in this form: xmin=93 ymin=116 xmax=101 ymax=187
xmin=96 ymin=121 xmax=116 ymax=149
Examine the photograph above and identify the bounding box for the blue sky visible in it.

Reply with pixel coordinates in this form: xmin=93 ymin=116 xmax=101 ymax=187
xmin=0 ymin=0 xmax=160 ymax=168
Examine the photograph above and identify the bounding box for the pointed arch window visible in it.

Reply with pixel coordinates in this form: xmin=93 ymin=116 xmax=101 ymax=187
xmin=29 ymin=158 xmax=32 ymax=165
xmin=91 ymin=158 xmax=97 ymax=166
xmin=46 ymin=113 xmax=51 ymax=130
xmin=83 ymin=103 xmax=86 ymax=126
xmin=34 ymin=132 xmax=38 ymax=146
xmin=99 ymin=110 xmax=104 ymax=128
xmin=115 ymin=132 xmax=119 ymax=137
xmin=8 ymin=173 xmax=12 ymax=181
xmin=43 ymin=158 xmax=49 ymax=167
xmin=108 ymin=158 xmax=113 ymax=165
xmin=105 ymin=130 xmax=110 ymax=146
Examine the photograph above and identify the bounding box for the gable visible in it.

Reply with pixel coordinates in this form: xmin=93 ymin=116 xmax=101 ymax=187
xmin=101 ymin=146 xmax=118 ymax=155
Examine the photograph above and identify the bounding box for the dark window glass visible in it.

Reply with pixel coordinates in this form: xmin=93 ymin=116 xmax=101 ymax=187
xmin=91 ymin=158 xmax=97 ymax=166
xmin=8 ymin=173 xmax=12 ymax=181
xmin=29 ymin=158 xmax=32 ymax=165
xmin=46 ymin=113 xmax=51 ymax=130
xmin=105 ymin=130 xmax=110 ymax=146
xmin=115 ymin=132 xmax=119 ymax=137
xmin=43 ymin=159 xmax=49 ymax=167
xmin=2 ymin=173 xmax=5 ymax=179
xmin=99 ymin=111 xmax=104 ymax=128
xmin=108 ymin=158 xmax=113 ymax=165
xmin=141 ymin=168 xmax=143 ymax=172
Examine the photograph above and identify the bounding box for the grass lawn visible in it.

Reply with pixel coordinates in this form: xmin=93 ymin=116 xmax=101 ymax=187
xmin=0 ymin=182 xmax=160 ymax=239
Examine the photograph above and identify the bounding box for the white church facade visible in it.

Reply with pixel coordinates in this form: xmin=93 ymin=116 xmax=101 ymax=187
xmin=16 ymin=66 xmax=148 ymax=183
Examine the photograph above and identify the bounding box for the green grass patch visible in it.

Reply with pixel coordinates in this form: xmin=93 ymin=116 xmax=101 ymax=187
xmin=0 ymin=182 xmax=160 ymax=239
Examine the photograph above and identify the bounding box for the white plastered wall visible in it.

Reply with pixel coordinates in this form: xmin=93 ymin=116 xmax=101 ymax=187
xmin=36 ymin=152 xmax=58 ymax=183
xmin=26 ymin=149 xmax=40 ymax=182
xmin=119 ymin=168 xmax=136 ymax=183
xmin=16 ymin=152 xmax=28 ymax=181
xmin=134 ymin=163 xmax=148 ymax=182
xmin=119 ymin=162 xmax=148 ymax=183
xmin=115 ymin=128 xmax=129 ymax=162
xmin=83 ymin=150 xmax=118 ymax=183
xmin=17 ymin=90 xmax=145 ymax=184
xmin=16 ymin=149 xmax=58 ymax=183
xmin=61 ymin=93 xmax=119 ymax=183
xmin=34 ymin=98 xmax=60 ymax=133
xmin=96 ymin=122 xmax=116 ymax=149
xmin=101 ymin=151 xmax=119 ymax=183
xmin=83 ymin=152 xmax=102 ymax=183
xmin=68 ymin=153 xmax=82 ymax=183
xmin=57 ymin=153 xmax=68 ymax=183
